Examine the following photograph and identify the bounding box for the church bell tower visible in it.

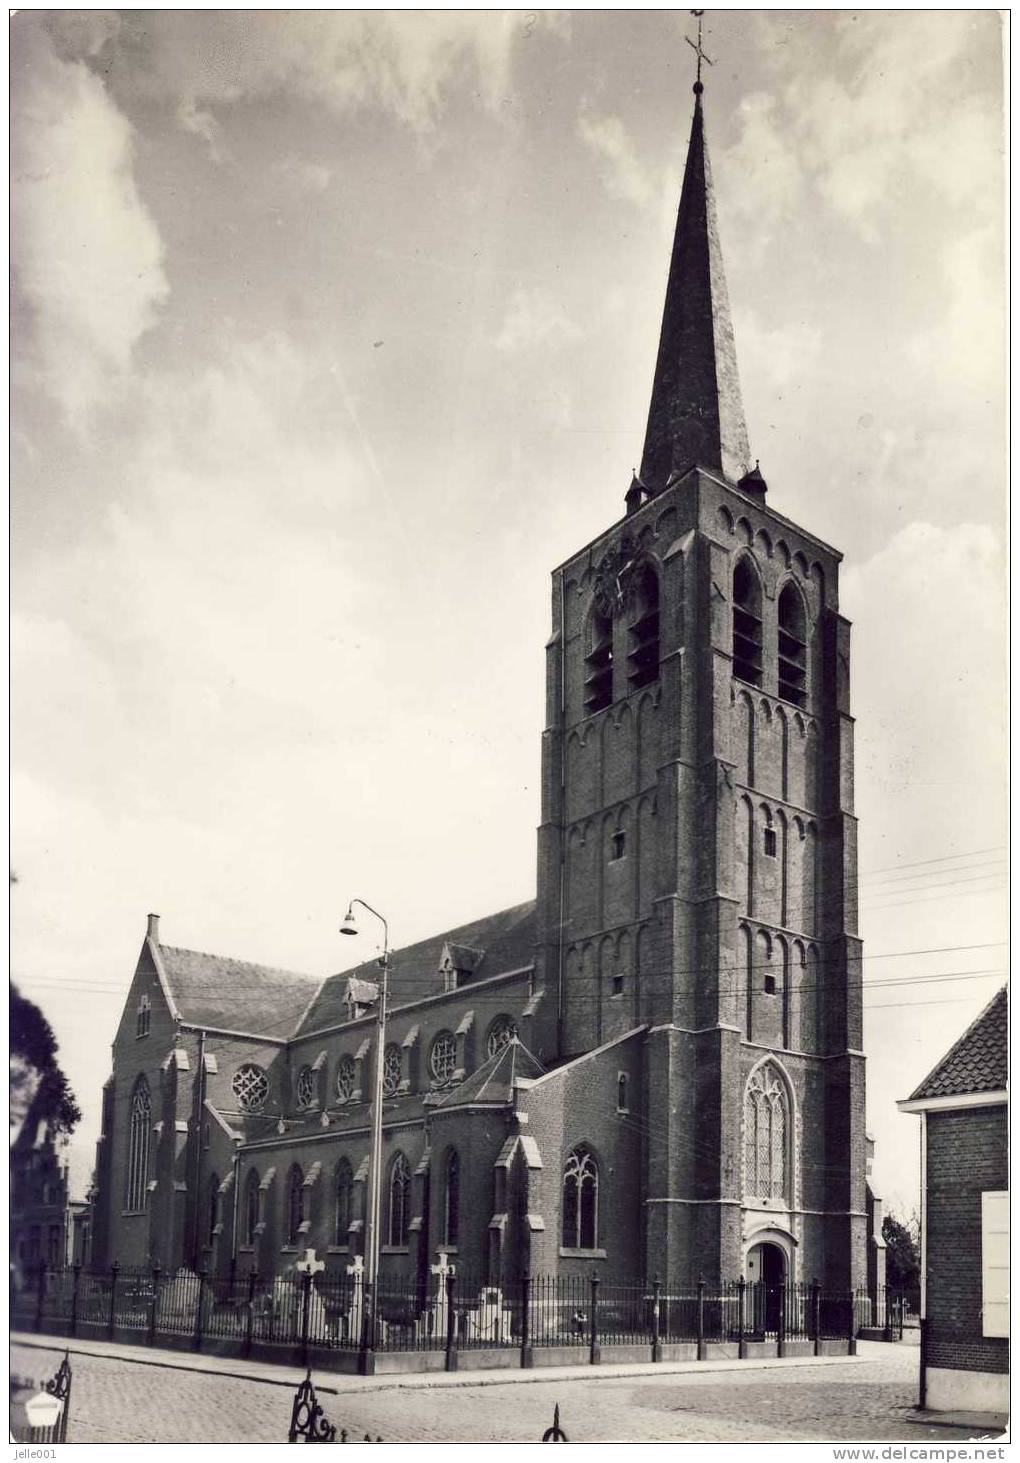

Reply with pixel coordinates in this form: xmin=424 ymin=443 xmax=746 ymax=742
xmin=534 ymin=49 xmax=866 ymax=1288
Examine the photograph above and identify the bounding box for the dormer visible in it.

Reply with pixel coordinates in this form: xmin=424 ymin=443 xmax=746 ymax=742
xmin=439 ymin=942 xmax=484 ymax=992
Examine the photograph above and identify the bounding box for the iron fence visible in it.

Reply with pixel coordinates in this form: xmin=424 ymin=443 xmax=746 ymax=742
xmin=12 ymin=1261 xmax=897 ymax=1371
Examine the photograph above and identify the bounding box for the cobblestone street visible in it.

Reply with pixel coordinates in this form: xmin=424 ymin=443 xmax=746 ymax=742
xmin=11 ymin=1340 xmax=997 ymax=1444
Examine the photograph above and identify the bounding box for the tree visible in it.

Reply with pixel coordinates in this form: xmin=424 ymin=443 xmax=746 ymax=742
xmin=882 ymin=1210 xmax=920 ymax=1295
xmin=10 ymin=983 xmax=81 ymax=1140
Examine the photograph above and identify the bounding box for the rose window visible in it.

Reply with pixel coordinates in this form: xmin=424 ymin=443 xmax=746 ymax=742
xmin=429 ymin=1031 xmax=457 ymax=1084
xmin=232 ymin=1063 xmax=269 ymax=1114
xmin=335 ymin=1056 xmax=356 ymax=1102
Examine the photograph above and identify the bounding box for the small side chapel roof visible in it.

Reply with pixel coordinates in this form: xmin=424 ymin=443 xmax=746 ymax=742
xmin=157 ymin=944 xmax=321 ymax=1039
xmin=434 ymin=1037 xmax=545 ymax=1110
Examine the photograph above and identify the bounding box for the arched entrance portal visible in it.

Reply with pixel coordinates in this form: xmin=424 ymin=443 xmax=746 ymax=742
xmin=746 ymin=1241 xmax=786 ymax=1336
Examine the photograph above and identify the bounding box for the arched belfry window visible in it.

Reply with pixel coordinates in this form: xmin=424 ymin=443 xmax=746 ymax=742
xmin=387 ymin=1152 xmax=411 ymax=1247
xmin=743 ymin=1063 xmax=790 ymax=1203
xmin=732 ymin=558 xmax=763 ymax=687
xmin=584 ymin=606 xmax=614 ymax=714
xmin=777 ymin=583 xmax=807 ymax=707
xmin=442 ymin=1149 xmax=460 ymax=1247
xmin=627 ymin=562 xmax=660 ymax=690
xmin=125 ymin=1076 xmax=152 ymax=1213
xmin=562 ymin=1145 xmax=599 ymax=1250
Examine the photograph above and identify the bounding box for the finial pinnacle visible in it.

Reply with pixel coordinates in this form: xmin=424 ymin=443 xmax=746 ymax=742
xmin=686 ymin=10 xmax=714 ymax=96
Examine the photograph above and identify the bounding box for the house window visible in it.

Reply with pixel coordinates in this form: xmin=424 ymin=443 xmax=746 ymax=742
xmin=334 ymin=1159 xmax=353 ymax=1246
xmin=136 ymin=993 xmax=151 ymax=1039
xmin=442 ymin=1149 xmax=460 ymax=1248
xmin=981 ymin=1190 xmax=1009 ymax=1338
xmin=610 ymin=831 xmax=626 ymax=861
xmin=232 ymin=1063 xmax=269 ymax=1114
xmin=732 ymin=558 xmax=763 ymax=687
xmin=387 ymin=1152 xmax=411 ymax=1247
xmin=611 ymin=973 xmax=624 ymax=997
xmin=486 ymin=1015 xmax=518 ymax=1058
xmin=562 ymin=1145 xmax=598 ymax=1250
xmin=335 ymin=1055 xmax=356 ymax=1103
xmin=382 ymin=1043 xmax=403 ymax=1096
xmin=125 ymin=1076 xmax=152 ymax=1213
xmin=295 ymin=1066 xmax=315 ymax=1109
xmin=243 ymin=1169 xmax=260 ymax=1246
xmin=286 ymin=1165 xmax=304 ymax=1247
xmin=763 ymin=826 xmax=777 ymax=858
xmin=429 ymin=1032 xmax=457 ymax=1085
xmin=617 ymin=1074 xmax=629 ymax=1113
xmin=743 ymin=1063 xmax=789 ymax=1203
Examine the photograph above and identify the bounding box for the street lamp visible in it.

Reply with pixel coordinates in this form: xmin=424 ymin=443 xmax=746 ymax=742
xmin=340 ymin=897 xmax=389 ymax=1374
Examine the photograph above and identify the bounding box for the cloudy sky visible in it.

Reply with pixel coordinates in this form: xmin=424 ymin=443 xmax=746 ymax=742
xmin=11 ymin=9 xmax=1006 ymax=1214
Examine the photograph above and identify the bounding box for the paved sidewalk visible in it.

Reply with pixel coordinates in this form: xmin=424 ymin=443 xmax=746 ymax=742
xmin=11 ymin=1328 xmax=863 ymax=1395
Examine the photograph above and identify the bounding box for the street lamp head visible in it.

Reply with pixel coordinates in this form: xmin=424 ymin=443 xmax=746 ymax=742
xmin=340 ymin=906 xmax=358 ymax=937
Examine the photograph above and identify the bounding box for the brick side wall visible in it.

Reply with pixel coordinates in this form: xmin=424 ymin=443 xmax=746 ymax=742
xmin=926 ymin=1105 xmax=1008 ymax=1375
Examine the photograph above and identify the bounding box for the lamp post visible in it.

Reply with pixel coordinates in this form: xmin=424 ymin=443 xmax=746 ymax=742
xmin=340 ymin=897 xmax=389 ymax=1374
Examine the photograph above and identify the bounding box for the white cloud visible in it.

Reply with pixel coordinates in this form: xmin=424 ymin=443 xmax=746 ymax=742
xmin=577 ymin=110 xmax=655 ymax=207
xmin=11 ymin=25 xmax=168 ymax=427
xmin=495 ymin=287 xmax=582 ymax=354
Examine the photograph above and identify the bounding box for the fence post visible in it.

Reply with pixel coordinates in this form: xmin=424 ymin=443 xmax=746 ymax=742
xmin=737 ymin=1277 xmax=746 ymax=1359
xmin=519 ymin=1271 xmax=532 ymax=1369
xmin=357 ymin=1279 xmax=376 ymax=1376
xmin=444 ymin=1272 xmax=458 ymax=1372
xmin=244 ymin=1269 xmax=257 ymax=1358
xmin=34 ymin=1262 xmax=46 ymax=1332
xmin=810 ymin=1278 xmax=820 ymax=1357
xmin=696 ymin=1276 xmax=705 ymax=1361
xmin=108 ymin=1261 xmax=119 ymax=1341
xmin=300 ymin=1269 xmax=312 ymax=1370
xmin=651 ymin=1276 xmax=662 ymax=1363
xmin=883 ymin=1287 xmax=893 ymax=1343
xmin=148 ymin=1263 xmax=162 ymax=1346
xmin=69 ymin=1264 xmax=81 ymax=1339
xmin=193 ymin=1267 xmax=207 ymax=1352
xmin=588 ymin=1271 xmax=600 ymax=1365
xmin=776 ymin=1282 xmax=786 ymax=1358
xmin=846 ymin=1288 xmax=857 ymax=1356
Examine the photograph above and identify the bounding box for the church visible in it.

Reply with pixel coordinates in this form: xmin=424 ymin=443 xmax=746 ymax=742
xmin=90 ymin=77 xmax=867 ymax=1303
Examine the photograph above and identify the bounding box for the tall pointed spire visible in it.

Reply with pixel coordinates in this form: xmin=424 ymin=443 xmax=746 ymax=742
xmin=639 ymin=63 xmax=751 ymax=494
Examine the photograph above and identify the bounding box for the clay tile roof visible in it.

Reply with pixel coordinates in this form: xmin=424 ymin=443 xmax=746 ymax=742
xmin=158 ymin=945 xmax=321 ymax=1040
xmin=908 ymin=987 xmax=1008 ymax=1101
xmin=297 ymin=899 xmax=535 ymax=1036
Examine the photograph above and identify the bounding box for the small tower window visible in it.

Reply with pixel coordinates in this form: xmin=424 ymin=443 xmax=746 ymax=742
xmin=732 ymin=558 xmax=763 ymax=687
xmin=627 ymin=562 xmax=660 ymax=690
xmin=778 ymin=582 xmax=807 ymax=707
xmin=610 ymin=830 xmax=626 ymax=861
xmin=584 ymin=607 xmax=614 ymax=714
xmin=135 ymin=993 xmax=150 ymax=1039
xmin=617 ymin=1073 xmax=629 ymax=1112
xmin=764 ymin=973 xmax=777 ymax=995
xmin=611 ymin=973 xmax=624 ymax=997
xmin=763 ymin=826 xmax=777 ymax=858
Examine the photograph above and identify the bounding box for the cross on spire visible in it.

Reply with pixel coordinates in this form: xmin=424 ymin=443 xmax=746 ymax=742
xmin=686 ymin=10 xmax=714 ymax=95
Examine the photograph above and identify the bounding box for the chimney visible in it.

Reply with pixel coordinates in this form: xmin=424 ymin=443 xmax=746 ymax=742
xmin=147 ymin=912 xmax=160 ymax=943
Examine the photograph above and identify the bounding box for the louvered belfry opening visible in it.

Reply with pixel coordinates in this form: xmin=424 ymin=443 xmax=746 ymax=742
xmin=732 ymin=558 xmax=762 ymax=687
xmin=777 ymin=582 xmax=807 ymax=706
xmin=627 ymin=563 xmax=660 ymax=690
xmin=584 ymin=606 xmax=614 ymax=713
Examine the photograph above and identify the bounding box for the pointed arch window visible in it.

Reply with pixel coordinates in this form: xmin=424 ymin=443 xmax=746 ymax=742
xmin=382 ymin=1043 xmax=403 ymax=1096
xmin=442 ymin=1149 xmax=460 ymax=1248
xmin=562 ymin=1145 xmax=599 ymax=1250
xmin=207 ymin=1173 xmax=220 ymax=1245
xmin=732 ymin=558 xmax=763 ymax=687
xmin=243 ymin=1168 xmax=260 ymax=1246
xmin=486 ymin=1016 xmax=518 ymax=1058
xmin=627 ymin=562 xmax=660 ymax=690
xmin=286 ymin=1164 xmax=305 ymax=1247
xmin=125 ymin=1077 xmax=152 ymax=1213
xmin=387 ymin=1152 xmax=411 ymax=1248
xmin=584 ymin=607 xmax=614 ymax=714
xmin=334 ymin=1159 xmax=353 ymax=1247
xmin=136 ymin=993 xmax=151 ymax=1039
xmin=743 ymin=1063 xmax=790 ymax=1203
xmin=778 ymin=582 xmax=807 ymax=706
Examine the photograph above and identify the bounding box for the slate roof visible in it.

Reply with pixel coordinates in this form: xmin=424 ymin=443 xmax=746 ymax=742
xmin=157 ymin=945 xmax=322 ymax=1040
xmin=296 ymin=900 xmax=536 ymax=1036
xmin=908 ymin=987 xmax=1008 ymax=1101
xmin=435 ymin=1037 xmax=545 ymax=1110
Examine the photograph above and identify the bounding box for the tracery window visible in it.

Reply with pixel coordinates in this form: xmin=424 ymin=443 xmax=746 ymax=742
xmin=243 ymin=1168 xmax=260 ymax=1246
xmin=136 ymin=993 xmax=151 ymax=1039
xmin=562 ymin=1145 xmax=599 ymax=1250
xmin=743 ymin=1063 xmax=789 ymax=1203
xmin=486 ymin=1016 xmax=518 ymax=1058
xmin=335 ymin=1055 xmax=356 ymax=1102
xmin=429 ymin=1031 xmax=457 ymax=1084
xmin=382 ymin=1043 xmax=403 ymax=1096
xmin=125 ymin=1077 xmax=152 ymax=1213
xmin=334 ymin=1159 xmax=353 ymax=1247
xmin=286 ymin=1164 xmax=305 ymax=1246
xmin=232 ymin=1063 xmax=269 ymax=1114
xmin=295 ymin=1065 xmax=315 ymax=1109
xmin=442 ymin=1149 xmax=460 ymax=1248
xmin=387 ymin=1152 xmax=411 ymax=1247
